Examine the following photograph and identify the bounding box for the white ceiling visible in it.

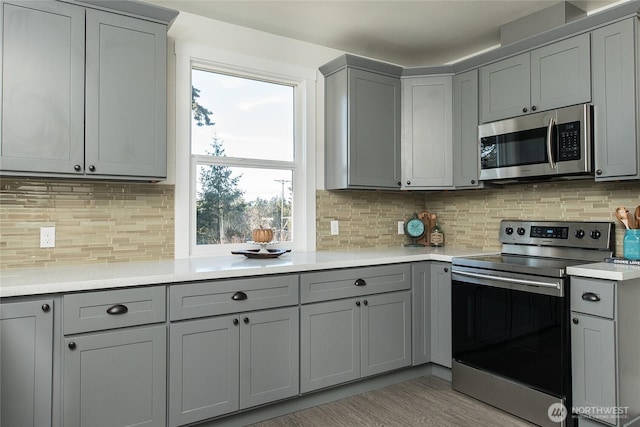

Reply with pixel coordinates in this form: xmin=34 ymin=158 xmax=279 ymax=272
xmin=146 ymin=0 xmax=621 ymax=66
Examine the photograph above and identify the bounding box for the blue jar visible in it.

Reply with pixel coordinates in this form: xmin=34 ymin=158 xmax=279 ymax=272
xmin=623 ymin=229 xmax=640 ymax=260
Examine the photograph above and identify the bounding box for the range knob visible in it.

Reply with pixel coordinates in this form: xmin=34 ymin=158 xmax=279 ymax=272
xmin=505 ymin=227 xmax=514 ymax=235
xmin=574 ymin=229 xmax=585 ymax=239
xmin=590 ymin=229 xmax=602 ymax=239
xmin=517 ymin=227 xmax=526 ymax=236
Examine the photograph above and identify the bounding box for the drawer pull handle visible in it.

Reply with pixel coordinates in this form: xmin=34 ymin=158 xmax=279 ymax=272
xmin=68 ymin=342 xmax=77 ymax=350
xmin=232 ymin=291 xmax=248 ymax=301
xmin=106 ymin=304 xmax=129 ymax=315
xmin=582 ymin=292 xmax=601 ymax=302
xmin=354 ymin=279 xmax=367 ymax=287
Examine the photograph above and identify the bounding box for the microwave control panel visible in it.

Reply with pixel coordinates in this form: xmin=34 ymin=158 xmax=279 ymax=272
xmin=557 ymin=122 xmax=581 ymax=161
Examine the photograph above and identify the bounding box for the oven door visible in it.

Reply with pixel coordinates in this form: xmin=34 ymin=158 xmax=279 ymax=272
xmin=451 ymin=267 xmax=570 ymax=398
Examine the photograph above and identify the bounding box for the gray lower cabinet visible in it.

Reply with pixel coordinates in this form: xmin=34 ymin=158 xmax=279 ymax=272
xmin=452 ymin=69 xmax=480 ymax=189
xmin=411 ymin=262 xmax=452 ymax=368
xmin=300 ymin=291 xmax=411 ymax=393
xmin=401 ymin=75 xmax=453 ymax=189
xmin=591 ymin=18 xmax=639 ymax=181
xmin=1 ymin=0 xmax=168 ymax=180
xmin=63 ymin=325 xmax=167 ymax=427
xmin=480 ymin=33 xmax=591 ymax=123
xmin=0 ymin=298 xmax=54 ymax=427
xmin=570 ymin=277 xmax=640 ymax=426
xmin=62 ymin=286 xmax=167 ymax=427
xmin=321 ymin=55 xmax=402 ymax=190
xmin=169 ymin=307 xmax=299 ymax=427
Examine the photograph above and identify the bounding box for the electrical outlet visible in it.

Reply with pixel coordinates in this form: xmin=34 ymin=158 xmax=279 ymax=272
xmin=40 ymin=226 xmax=55 ymax=248
xmin=398 ymin=221 xmax=405 ymax=234
xmin=330 ymin=220 xmax=339 ymax=235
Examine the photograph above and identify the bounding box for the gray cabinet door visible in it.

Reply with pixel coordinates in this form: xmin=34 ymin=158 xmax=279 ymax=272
xmin=571 ymin=313 xmax=617 ymax=425
xmin=63 ymin=325 xmax=166 ymax=427
xmin=348 ymin=69 xmax=401 ymax=189
xmin=452 ymin=69 xmax=480 ymax=188
xmin=0 ymin=299 xmax=53 ymax=427
xmin=480 ymin=53 xmax=530 ymax=123
xmin=361 ymin=291 xmax=411 ymax=377
xmin=1 ymin=1 xmax=85 ymax=175
xmin=325 ymin=67 xmax=401 ymax=190
xmin=591 ymin=18 xmax=638 ymax=181
xmin=401 ymin=76 xmax=453 ymax=189
xmin=84 ymin=10 xmax=167 ymax=179
xmin=169 ymin=315 xmax=239 ymax=426
xmin=411 ymin=262 xmax=431 ymax=366
xmin=240 ymin=307 xmax=299 ymax=409
xmin=300 ymin=298 xmax=360 ymax=393
xmin=531 ymin=33 xmax=591 ymax=113
xmin=430 ymin=262 xmax=452 ymax=367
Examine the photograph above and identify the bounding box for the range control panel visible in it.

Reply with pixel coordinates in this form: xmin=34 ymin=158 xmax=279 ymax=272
xmin=499 ymin=220 xmax=614 ymax=250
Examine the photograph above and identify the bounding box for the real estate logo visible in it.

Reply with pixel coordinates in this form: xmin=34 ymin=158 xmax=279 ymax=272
xmin=548 ymin=402 xmax=568 ymax=423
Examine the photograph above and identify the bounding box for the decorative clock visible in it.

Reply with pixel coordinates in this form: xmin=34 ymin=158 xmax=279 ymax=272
xmin=404 ymin=213 xmax=426 ymax=247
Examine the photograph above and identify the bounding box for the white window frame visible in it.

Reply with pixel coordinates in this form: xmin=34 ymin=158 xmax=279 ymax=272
xmin=174 ymin=42 xmax=316 ymax=258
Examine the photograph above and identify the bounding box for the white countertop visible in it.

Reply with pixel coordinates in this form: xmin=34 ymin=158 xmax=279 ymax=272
xmin=0 ymin=247 xmax=491 ymax=298
xmin=567 ymin=262 xmax=640 ymax=281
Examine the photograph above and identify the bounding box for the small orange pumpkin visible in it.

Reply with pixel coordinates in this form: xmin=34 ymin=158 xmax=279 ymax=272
xmin=252 ymin=226 xmax=274 ymax=243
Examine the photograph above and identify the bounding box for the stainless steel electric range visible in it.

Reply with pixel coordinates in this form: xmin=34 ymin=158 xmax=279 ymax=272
xmin=451 ymin=220 xmax=614 ymax=427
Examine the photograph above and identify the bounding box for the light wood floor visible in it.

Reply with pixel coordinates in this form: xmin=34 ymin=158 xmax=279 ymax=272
xmin=248 ymin=376 xmax=536 ymax=427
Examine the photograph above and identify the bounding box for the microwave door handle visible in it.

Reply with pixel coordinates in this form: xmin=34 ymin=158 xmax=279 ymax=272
xmin=546 ymin=117 xmax=556 ymax=169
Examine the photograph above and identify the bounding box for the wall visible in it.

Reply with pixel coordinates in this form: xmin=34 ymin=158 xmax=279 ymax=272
xmin=316 ymin=180 xmax=640 ymax=257
xmin=0 ymin=178 xmax=174 ymax=269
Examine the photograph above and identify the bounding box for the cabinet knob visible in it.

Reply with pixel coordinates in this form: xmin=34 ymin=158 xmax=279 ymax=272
xmin=406 ymin=181 xmax=411 ymax=186
xmin=596 ymin=169 xmax=603 ymax=176
xmin=88 ymin=165 xmax=96 ymax=172
xmin=363 ymin=300 xmax=368 ymax=306
xmin=572 ymin=318 xmax=579 ymax=325
xmin=233 ymin=318 xmax=239 ymax=326
xmin=41 ymin=303 xmax=51 ymax=312
xmin=356 ymin=301 xmax=361 ymax=307
xmin=397 ymin=181 xmax=401 ymax=186
xmin=74 ymin=165 xmax=82 ymax=172
xmin=531 ymin=105 xmax=537 ymax=112
xmin=68 ymin=342 xmax=77 ymax=350
xmin=522 ymin=107 xmax=528 ymax=113
xmin=354 ymin=279 xmax=367 ymax=287
xmin=106 ymin=304 xmax=128 ymax=315
xmin=444 ymin=267 xmax=449 ymax=273
xmin=232 ymin=291 xmax=248 ymax=301
xmin=243 ymin=317 xmax=249 ymax=324
xmin=470 ymin=180 xmax=476 ymax=185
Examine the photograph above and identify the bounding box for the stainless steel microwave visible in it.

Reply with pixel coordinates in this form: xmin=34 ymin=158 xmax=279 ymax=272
xmin=479 ymin=104 xmax=593 ymax=182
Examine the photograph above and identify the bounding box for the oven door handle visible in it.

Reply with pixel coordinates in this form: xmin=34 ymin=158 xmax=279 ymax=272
xmin=453 ymin=270 xmax=561 ymax=290
xmin=547 ymin=117 xmax=557 ymax=169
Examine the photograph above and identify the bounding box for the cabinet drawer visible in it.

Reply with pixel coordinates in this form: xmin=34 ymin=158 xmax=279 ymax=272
xmin=300 ymin=264 xmax=411 ymax=304
xmin=63 ymin=286 xmax=166 ymax=335
xmin=169 ymin=274 xmax=299 ymax=321
xmin=570 ymin=278 xmax=615 ymax=319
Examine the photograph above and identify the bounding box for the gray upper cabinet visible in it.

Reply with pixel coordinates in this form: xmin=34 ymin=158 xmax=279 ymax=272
xmin=452 ymin=69 xmax=480 ymax=188
xmin=401 ymin=75 xmax=453 ymax=189
xmin=1 ymin=1 xmax=85 ymax=175
xmin=591 ymin=18 xmax=639 ymax=181
xmin=321 ymin=56 xmax=402 ymax=190
xmin=480 ymin=33 xmax=591 ymax=123
xmin=84 ymin=10 xmax=167 ymax=178
xmin=1 ymin=1 xmax=169 ymax=180
xmin=1 ymin=298 xmax=54 ymax=427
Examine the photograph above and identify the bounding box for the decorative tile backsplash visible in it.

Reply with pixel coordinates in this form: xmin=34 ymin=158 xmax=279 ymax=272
xmin=1 ymin=178 xmax=638 ymax=269
xmin=317 ymin=180 xmax=640 ymax=257
xmin=0 ymin=179 xmax=174 ymax=269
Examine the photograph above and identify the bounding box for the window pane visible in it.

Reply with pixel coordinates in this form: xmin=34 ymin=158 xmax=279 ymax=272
xmin=192 ymin=69 xmax=294 ymax=161
xmin=195 ymin=165 xmax=293 ymax=245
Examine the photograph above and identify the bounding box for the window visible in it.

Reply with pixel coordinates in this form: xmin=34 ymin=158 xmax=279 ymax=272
xmin=174 ymin=46 xmax=316 ymax=258
xmin=192 ymin=69 xmax=294 ymax=247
